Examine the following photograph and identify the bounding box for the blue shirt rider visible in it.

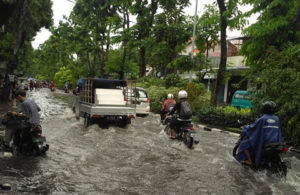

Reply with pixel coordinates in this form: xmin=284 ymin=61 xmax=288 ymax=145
xmin=235 ymin=101 xmax=282 ymax=166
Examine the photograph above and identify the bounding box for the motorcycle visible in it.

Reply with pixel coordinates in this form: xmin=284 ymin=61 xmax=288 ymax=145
xmin=233 ymin=132 xmax=289 ymax=176
xmin=164 ymin=115 xmax=195 ymax=149
xmin=1 ymin=112 xmax=49 ymax=156
xmin=50 ymin=85 xmax=55 ymax=92
xmin=64 ymin=86 xmax=70 ymax=93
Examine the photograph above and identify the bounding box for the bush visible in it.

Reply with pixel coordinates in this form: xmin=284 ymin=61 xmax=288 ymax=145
xmin=138 ymin=77 xmax=211 ymax=114
xmin=164 ymin=73 xmax=181 ymax=88
xmin=184 ymin=82 xmax=211 ymax=112
xmin=146 ymin=86 xmax=181 ymax=113
xmin=195 ymin=106 xmax=254 ymax=128
xmin=137 ymin=76 xmax=164 ymax=89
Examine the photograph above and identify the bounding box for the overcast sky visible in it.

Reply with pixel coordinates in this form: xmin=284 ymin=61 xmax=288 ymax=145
xmin=32 ymin=0 xmax=256 ymax=49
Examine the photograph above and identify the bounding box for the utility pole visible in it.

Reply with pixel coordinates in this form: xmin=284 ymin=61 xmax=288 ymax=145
xmin=189 ymin=0 xmax=198 ymax=82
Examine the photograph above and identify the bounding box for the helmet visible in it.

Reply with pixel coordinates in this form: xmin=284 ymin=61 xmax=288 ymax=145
xmin=167 ymin=93 xmax=174 ymax=99
xmin=261 ymin=101 xmax=276 ymax=114
xmin=178 ymin=90 xmax=187 ymax=99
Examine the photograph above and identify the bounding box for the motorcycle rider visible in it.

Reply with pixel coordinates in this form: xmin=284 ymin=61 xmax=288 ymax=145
xmin=64 ymin=81 xmax=70 ymax=92
xmin=160 ymin=93 xmax=176 ymax=122
xmin=29 ymin=80 xmax=34 ymax=91
xmin=235 ymin=101 xmax=282 ymax=166
xmin=50 ymin=81 xmax=56 ymax=91
xmin=168 ymin=90 xmax=192 ymax=139
xmin=4 ymin=89 xmax=41 ymax=148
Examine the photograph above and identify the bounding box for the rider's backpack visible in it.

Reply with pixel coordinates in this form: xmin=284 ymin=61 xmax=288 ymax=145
xmin=166 ymin=100 xmax=175 ymax=112
xmin=179 ymin=101 xmax=192 ymax=119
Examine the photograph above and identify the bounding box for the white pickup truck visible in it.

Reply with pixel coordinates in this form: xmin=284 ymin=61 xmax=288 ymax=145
xmin=74 ymin=78 xmax=136 ymax=127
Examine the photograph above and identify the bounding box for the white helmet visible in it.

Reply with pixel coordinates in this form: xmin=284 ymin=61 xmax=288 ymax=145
xmin=167 ymin=93 xmax=174 ymax=99
xmin=178 ymin=90 xmax=187 ymax=99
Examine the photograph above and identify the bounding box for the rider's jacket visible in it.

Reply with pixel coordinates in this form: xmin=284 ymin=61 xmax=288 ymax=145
xmin=168 ymin=100 xmax=192 ymax=120
xmin=235 ymin=114 xmax=282 ymax=166
xmin=163 ymin=99 xmax=176 ymax=112
xmin=21 ymin=99 xmax=41 ymax=126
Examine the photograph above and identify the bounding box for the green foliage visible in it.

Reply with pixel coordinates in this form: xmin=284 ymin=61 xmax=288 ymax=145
xmin=149 ymin=0 xmax=191 ymax=75
xmin=54 ymin=67 xmax=76 ymax=89
xmin=146 ymin=86 xmax=180 ymax=113
xmin=255 ymin=44 xmax=300 ymax=141
xmin=240 ymin=0 xmax=300 ymax=141
xmin=0 ymin=0 xmax=53 ymax=75
xmin=140 ymin=78 xmax=211 ymax=114
xmin=106 ymin=49 xmax=139 ymax=79
xmin=195 ymin=106 xmax=254 ymax=128
xmin=240 ymin=0 xmax=299 ymax=67
xmin=164 ymin=74 xmax=181 ymax=88
xmin=167 ymin=56 xmax=194 ymax=73
xmin=185 ymin=82 xmax=211 ymax=112
xmin=194 ymin=4 xmax=220 ymax=57
xmin=137 ymin=76 xmax=165 ymax=88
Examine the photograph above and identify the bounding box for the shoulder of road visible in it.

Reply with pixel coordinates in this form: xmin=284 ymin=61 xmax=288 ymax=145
xmin=197 ymin=123 xmax=240 ymax=137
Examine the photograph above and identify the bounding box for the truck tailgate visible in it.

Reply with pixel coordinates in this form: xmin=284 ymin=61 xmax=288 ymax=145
xmin=79 ymin=104 xmax=136 ymax=116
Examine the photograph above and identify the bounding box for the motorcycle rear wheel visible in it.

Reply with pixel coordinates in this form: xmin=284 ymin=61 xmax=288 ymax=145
xmin=164 ymin=125 xmax=171 ymax=136
xmin=184 ymin=133 xmax=194 ymax=149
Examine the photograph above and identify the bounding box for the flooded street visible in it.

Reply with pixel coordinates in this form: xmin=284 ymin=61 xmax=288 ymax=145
xmin=1 ymin=88 xmax=300 ymax=194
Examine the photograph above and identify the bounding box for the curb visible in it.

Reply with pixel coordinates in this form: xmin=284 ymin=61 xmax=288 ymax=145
xmin=197 ymin=124 xmax=240 ymax=136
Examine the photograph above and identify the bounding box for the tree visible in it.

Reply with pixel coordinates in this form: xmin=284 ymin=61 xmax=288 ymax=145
xmin=240 ymin=0 xmax=300 ymax=140
xmin=210 ymin=0 xmax=245 ymax=106
xmin=150 ymin=0 xmax=191 ymax=76
xmin=0 ymin=0 xmax=52 ymax=74
xmin=70 ymin=0 xmax=118 ymax=77
xmin=130 ymin=0 xmax=158 ymax=77
xmin=195 ymin=5 xmax=220 ymax=59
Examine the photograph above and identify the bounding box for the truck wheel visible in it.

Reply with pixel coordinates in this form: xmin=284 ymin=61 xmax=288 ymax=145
xmin=84 ymin=114 xmax=91 ymax=128
xmin=120 ymin=117 xmax=130 ymax=127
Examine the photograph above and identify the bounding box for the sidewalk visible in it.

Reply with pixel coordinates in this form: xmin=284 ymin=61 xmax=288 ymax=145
xmin=197 ymin=123 xmax=240 ymax=137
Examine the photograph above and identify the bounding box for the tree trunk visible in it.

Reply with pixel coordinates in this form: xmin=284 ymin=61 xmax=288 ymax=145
xmin=139 ymin=47 xmax=146 ymax=77
xmin=210 ymin=0 xmax=227 ymax=106
xmin=138 ymin=0 xmax=158 ymax=78
xmin=105 ymin=24 xmax=112 ymax=63
xmin=87 ymin=51 xmax=91 ymax=75
xmin=120 ymin=7 xmax=130 ymax=80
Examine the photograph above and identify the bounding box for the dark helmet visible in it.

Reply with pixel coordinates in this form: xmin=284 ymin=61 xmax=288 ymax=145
xmin=261 ymin=101 xmax=276 ymax=114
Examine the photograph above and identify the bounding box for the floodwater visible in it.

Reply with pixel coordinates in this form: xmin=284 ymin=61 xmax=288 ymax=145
xmin=1 ymin=88 xmax=300 ymax=194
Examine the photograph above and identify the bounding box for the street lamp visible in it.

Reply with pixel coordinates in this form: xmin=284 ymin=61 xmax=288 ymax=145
xmin=189 ymin=0 xmax=198 ymax=82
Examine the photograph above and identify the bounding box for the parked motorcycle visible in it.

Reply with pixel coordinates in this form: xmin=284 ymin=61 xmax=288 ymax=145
xmin=1 ymin=112 xmax=49 ymax=156
xmin=164 ymin=115 xmax=195 ymax=149
xmin=233 ymin=132 xmax=289 ymax=176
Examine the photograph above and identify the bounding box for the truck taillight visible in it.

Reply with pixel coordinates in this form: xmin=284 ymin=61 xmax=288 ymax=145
xmin=128 ymin=115 xmax=135 ymax=119
xmin=190 ymin=127 xmax=195 ymax=131
xmin=144 ymin=98 xmax=149 ymax=103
